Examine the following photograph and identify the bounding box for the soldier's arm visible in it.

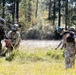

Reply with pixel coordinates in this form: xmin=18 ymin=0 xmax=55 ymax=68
xmin=60 ymin=42 xmax=65 ymax=49
xmin=7 ymin=31 xmax=12 ymax=39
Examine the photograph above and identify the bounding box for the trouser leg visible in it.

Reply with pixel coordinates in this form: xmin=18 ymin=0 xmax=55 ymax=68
xmin=5 ymin=46 xmax=13 ymax=54
xmin=65 ymin=57 xmax=71 ymax=69
xmin=70 ymin=56 xmax=75 ymax=68
xmin=65 ymin=50 xmax=75 ymax=69
xmin=64 ymin=50 xmax=70 ymax=69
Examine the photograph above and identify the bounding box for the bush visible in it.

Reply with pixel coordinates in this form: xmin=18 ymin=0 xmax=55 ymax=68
xmin=43 ymin=31 xmax=54 ymax=40
xmin=5 ymin=51 xmax=17 ymax=61
xmin=22 ymin=25 xmax=55 ymax=40
xmin=20 ymin=31 xmax=27 ymax=40
xmin=26 ymin=28 xmax=41 ymax=39
xmin=40 ymin=25 xmax=54 ymax=40
xmin=46 ymin=50 xmax=63 ymax=60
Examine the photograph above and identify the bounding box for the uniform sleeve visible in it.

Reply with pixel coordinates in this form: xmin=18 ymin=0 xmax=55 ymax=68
xmin=7 ymin=31 xmax=12 ymax=38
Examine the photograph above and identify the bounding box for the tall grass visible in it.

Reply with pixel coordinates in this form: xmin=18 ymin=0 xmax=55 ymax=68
xmin=0 ymin=47 xmax=76 ymax=75
xmin=5 ymin=48 xmax=64 ymax=62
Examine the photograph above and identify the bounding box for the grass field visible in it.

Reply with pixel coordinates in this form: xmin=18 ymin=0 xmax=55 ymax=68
xmin=0 ymin=46 xmax=76 ymax=75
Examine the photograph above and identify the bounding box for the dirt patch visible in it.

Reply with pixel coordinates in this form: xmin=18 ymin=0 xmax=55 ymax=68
xmin=20 ymin=40 xmax=61 ymax=49
xmin=2 ymin=40 xmax=61 ymax=49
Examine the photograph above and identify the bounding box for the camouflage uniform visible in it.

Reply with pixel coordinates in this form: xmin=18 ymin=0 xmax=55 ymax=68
xmin=2 ymin=24 xmax=21 ymax=56
xmin=64 ymin=39 xmax=76 ymax=69
xmin=7 ymin=30 xmax=21 ymax=49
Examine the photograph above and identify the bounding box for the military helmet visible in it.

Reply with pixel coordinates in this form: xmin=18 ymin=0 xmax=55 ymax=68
xmin=68 ymin=28 xmax=75 ymax=32
xmin=56 ymin=27 xmax=62 ymax=31
xmin=11 ymin=24 xmax=18 ymax=31
xmin=56 ymin=27 xmax=63 ymax=33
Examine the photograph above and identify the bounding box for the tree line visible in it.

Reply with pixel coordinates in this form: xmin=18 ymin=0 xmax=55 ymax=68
xmin=0 ymin=0 xmax=76 ymax=30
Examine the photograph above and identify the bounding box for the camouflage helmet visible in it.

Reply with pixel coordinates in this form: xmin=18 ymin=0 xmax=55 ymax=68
xmin=0 ymin=17 xmax=5 ymax=26
xmin=11 ymin=24 xmax=18 ymax=31
xmin=56 ymin=27 xmax=63 ymax=33
xmin=68 ymin=28 xmax=75 ymax=32
xmin=56 ymin=27 xmax=62 ymax=31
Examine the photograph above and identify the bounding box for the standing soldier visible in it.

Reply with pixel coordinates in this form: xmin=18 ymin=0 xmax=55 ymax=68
xmin=0 ymin=17 xmax=5 ymax=55
xmin=55 ymin=27 xmax=76 ymax=69
xmin=64 ymin=35 xmax=76 ymax=69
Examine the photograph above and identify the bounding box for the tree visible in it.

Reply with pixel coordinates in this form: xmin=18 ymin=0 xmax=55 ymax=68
xmin=48 ymin=0 xmax=52 ymax=19
xmin=2 ymin=0 xmax=5 ymax=18
xmin=35 ymin=0 xmax=38 ymax=17
xmin=15 ymin=0 xmax=21 ymax=23
xmin=0 ymin=0 xmax=2 ymax=16
xmin=6 ymin=0 xmax=21 ymax=24
xmin=58 ymin=0 xmax=61 ymax=27
xmin=65 ymin=0 xmax=68 ymax=29
xmin=53 ymin=0 xmax=56 ymax=26
xmin=6 ymin=0 xmax=15 ymax=24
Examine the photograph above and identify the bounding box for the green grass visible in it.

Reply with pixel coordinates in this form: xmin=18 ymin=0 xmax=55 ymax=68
xmin=0 ymin=47 xmax=76 ymax=75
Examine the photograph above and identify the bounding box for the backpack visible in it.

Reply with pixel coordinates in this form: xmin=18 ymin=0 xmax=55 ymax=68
xmin=62 ymin=31 xmax=75 ymax=47
xmin=62 ymin=31 xmax=74 ymax=39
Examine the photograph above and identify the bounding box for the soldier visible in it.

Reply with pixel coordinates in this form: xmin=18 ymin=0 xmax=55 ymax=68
xmin=8 ymin=24 xmax=21 ymax=48
xmin=54 ymin=27 xmax=76 ymax=69
xmin=4 ymin=24 xmax=21 ymax=55
xmin=0 ymin=17 xmax=5 ymax=54
xmin=64 ymin=35 xmax=76 ymax=69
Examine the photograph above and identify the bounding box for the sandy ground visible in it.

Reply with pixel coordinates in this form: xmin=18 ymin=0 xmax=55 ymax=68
xmin=20 ymin=40 xmax=61 ymax=49
xmin=2 ymin=40 xmax=61 ymax=49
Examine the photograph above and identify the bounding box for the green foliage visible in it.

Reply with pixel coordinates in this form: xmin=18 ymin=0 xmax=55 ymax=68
xmin=25 ymin=25 xmax=55 ymax=40
xmin=5 ymin=50 xmax=19 ymax=61
xmin=5 ymin=53 xmax=15 ymax=61
xmin=46 ymin=50 xmax=64 ymax=60
xmin=27 ymin=53 xmax=43 ymax=62
xmin=5 ymin=48 xmax=64 ymax=63
xmin=1 ymin=0 xmax=76 ymax=38
xmin=48 ymin=15 xmax=57 ymax=20
xmin=26 ymin=28 xmax=41 ymax=39
xmin=71 ymin=15 xmax=76 ymax=25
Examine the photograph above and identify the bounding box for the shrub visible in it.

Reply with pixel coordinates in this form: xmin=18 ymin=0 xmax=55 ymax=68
xmin=26 ymin=28 xmax=41 ymax=39
xmin=5 ymin=51 xmax=16 ymax=61
xmin=20 ymin=31 xmax=27 ymax=40
xmin=46 ymin=50 xmax=63 ymax=60
xmin=43 ymin=31 xmax=54 ymax=40
xmin=20 ymin=24 xmax=56 ymax=40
